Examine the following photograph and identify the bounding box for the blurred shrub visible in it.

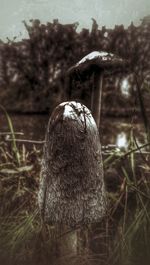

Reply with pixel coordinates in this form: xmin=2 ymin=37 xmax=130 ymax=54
xmin=0 ymin=16 xmax=150 ymax=114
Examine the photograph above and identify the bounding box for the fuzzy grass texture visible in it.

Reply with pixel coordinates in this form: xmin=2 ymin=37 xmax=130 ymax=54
xmin=0 ymin=106 xmax=150 ymax=265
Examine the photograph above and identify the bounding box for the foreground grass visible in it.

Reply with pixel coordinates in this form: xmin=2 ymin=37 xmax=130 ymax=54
xmin=0 ymin=124 xmax=150 ymax=265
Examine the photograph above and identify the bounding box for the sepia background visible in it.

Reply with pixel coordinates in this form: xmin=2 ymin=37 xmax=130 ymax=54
xmin=0 ymin=1 xmax=150 ymax=265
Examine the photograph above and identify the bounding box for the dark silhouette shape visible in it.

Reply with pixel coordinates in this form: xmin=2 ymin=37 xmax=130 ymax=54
xmin=38 ymin=101 xmax=106 ymax=226
xmin=68 ymin=51 xmax=128 ymax=128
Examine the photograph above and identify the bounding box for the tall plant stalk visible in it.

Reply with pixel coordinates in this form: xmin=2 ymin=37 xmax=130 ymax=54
xmin=0 ymin=105 xmax=20 ymax=166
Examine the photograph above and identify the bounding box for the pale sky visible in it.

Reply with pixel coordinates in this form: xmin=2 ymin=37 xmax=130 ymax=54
xmin=0 ymin=0 xmax=150 ymax=41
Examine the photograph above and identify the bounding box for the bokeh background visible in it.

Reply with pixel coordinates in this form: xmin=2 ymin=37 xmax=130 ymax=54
xmin=0 ymin=1 xmax=150 ymax=265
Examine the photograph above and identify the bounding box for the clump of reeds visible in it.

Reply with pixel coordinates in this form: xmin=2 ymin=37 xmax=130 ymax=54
xmin=0 ymin=101 xmax=150 ymax=265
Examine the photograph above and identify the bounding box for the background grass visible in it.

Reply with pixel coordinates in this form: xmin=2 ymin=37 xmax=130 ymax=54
xmin=0 ymin=109 xmax=150 ymax=265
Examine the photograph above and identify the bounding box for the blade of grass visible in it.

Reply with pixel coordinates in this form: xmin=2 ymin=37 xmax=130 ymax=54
xmin=0 ymin=105 xmax=20 ymax=166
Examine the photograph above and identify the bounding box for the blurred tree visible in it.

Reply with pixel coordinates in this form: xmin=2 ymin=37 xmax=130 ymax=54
xmin=0 ymin=17 xmax=149 ymax=114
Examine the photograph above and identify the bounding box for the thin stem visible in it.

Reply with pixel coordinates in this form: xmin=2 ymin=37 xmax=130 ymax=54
xmin=5 ymin=138 xmax=45 ymax=144
xmin=92 ymin=70 xmax=103 ymax=128
xmin=0 ymin=132 xmax=24 ymax=135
